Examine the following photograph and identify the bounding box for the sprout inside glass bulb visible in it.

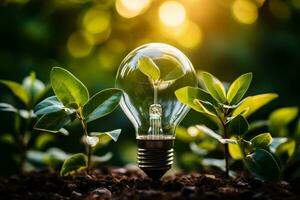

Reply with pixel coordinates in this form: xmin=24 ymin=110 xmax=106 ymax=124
xmin=115 ymin=43 xmax=197 ymax=179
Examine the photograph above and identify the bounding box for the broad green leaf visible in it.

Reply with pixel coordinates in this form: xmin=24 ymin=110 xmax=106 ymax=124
xmin=250 ymin=133 xmax=273 ymax=149
xmin=0 ymin=80 xmax=29 ymax=106
xmin=229 ymin=136 xmax=244 ymax=160
xmin=275 ymin=139 xmax=296 ymax=157
xmin=34 ymin=110 xmax=73 ymax=133
xmin=227 ymin=73 xmax=252 ymax=105
xmin=163 ymin=66 xmax=185 ymax=81
xmin=34 ymin=96 xmax=65 ymax=116
xmin=193 ymin=99 xmax=218 ymax=116
xmin=0 ymin=102 xmax=17 ymax=112
xmin=190 ymin=142 xmax=208 ymax=156
xmin=137 ymin=56 xmax=160 ymax=81
xmin=60 ymin=153 xmax=87 ymax=176
xmin=83 ymin=88 xmax=122 ymax=123
xmin=90 ymin=129 xmax=121 ymax=142
xmin=232 ymin=93 xmax=278 ymax=118
xmin=84 ymin=136 xmax=99 ymax=147
xmin=202 ymin=158 xmax=225 ymax=171
xmin=201 ymin=72 xmax=226 ymax=103
xmin=269 ymin=137 xmax=288 ymax=153
xmin=175 ymin=86 xmax=218 ymax=111
xmin=92 ymin=152 xmax=113 ymax=163
xmin=51 ymin=67 xmax=89 ymax=108
xmin=227 ymin=115 xmax=249 ymax=135
xmin=22 ymin=72 xmax=46 ymax=104
xmin=269 ymin=107 xmax=298 ymax=137
xmin=0 ymin=103 xmax=33 ymax=119
xmin=195 ymin=125 xmax=237 ymax=144
xmin=248 ymin=120 xmax=268 ymax=132
xmin=244 ymin=149 xmax=280 ymax=181
xmin=34 ymin=133 xmax=56 ymax=150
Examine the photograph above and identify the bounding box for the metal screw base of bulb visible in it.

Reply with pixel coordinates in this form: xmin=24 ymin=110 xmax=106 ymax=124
xmin=137 ymin=139 xmax=174 ymax=180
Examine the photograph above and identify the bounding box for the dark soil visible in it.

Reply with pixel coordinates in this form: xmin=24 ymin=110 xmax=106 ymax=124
xmin=0 ymin=166 xmax=299 ymax=200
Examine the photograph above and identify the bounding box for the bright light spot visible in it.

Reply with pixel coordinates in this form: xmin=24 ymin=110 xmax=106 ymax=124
xmin=67 ymin=31 xmax=93 ymax=58
xmin=160 ymin=20 xmax=203 ymax=49
xmin=269 ymin=0 xmax=290 ymax=20
xmin=177 ymin=21 xmax=203 ymax=49
xmin=232 ymin=0 xmax=258 ymax=25
xmin=187 ymin=126 xmax=199 ymax=137
xmin=83 ymin=8 xmax=111 ymax=34
xmin=116 ymin=0 xmax=151 ymax=18
xmin=159 ymin=1 xmax=186 ymax=27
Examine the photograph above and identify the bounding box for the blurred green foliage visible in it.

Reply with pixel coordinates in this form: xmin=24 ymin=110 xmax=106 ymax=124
xmin=0 ymin=0 xmax=300 ymax=177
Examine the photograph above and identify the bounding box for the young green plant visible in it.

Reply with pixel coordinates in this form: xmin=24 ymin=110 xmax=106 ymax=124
xmin=34 ymin=67 xmax=123 ymax=175
xmin=175 ymin=72 xmax=280 ymax=180
xmin=0 ymin=72 xmax=49 ymax=173
xmin=138 ymin=56 xmax=184 ymax=104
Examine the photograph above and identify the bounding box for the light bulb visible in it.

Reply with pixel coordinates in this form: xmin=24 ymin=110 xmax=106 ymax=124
xmin=115 ymin=43 xmax=197 ymax=179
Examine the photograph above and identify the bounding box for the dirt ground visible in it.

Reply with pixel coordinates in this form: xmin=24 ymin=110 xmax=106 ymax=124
xmin=0 ymin=166 xmax=299 ymax=200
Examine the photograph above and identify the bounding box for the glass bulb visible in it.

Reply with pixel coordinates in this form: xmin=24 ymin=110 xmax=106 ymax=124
xmin=115 ymin=43 xmax=197 ymax=179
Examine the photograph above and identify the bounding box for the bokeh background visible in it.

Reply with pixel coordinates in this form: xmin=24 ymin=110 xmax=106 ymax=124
xmin=0 ymin=0 xmax=300 ymax=176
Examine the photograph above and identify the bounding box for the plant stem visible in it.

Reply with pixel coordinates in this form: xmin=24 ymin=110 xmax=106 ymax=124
xmin=223 ymin=124 xmax=229 ymax=177
xmin=19 ymin=139 xmax=27 ymax=174
xmin=78 ymin=113 xmax=92 ymax=173
xmin=219 ymin=110 xmax=229 ymax=177
xmin=154 ymin=82 xmax=158 ymax=104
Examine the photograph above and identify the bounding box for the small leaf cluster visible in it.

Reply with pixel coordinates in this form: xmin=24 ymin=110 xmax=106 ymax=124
xmin=175 ymin=72 xmax=280 ymax=181
xmin=0 ymin=72 xmax=49 ymax=172
xmin=33 ymin=67 xmax=123 ymax=176
xmin=250 ymin=106 xmax=300 ymax=180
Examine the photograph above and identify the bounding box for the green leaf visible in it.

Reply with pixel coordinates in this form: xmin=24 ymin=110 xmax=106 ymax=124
xmin=0 ymin=102 xmax=17 ymax=112
xmin=275 ymin=139 xmax=296 ymax=157
xmin=163 ymin=66 xmax=185 ymax=81
xmin=250 ymin=133 xmax=273 ymax=149
xmin=227 ymin=115 xmax=249 ymax=135
xmin=175 ymin=86 xmax=218 ymax=112
xmin=244 ymin=149 xmax=280 ymax=181
xmin=227 ymin=73 xmax=252 ymax=105
xmin=195 ymin=125 xmax=237 ymax=144
xmin=34 ymin=110 xmax=73 ymax=133
xmin=232 ymin=93 xmax=278 ymax=118
xmin=137 ymin=56 xmax=160 ymax=81
xmin=0 ymin=80 xmax=29 ymax=106
xmin=268 ymin=107 xmax=298 ymax=137
xmin=269 ymin=137 xmax=288 ymax=153
xmin=22 ymin=72 xmax=46 ymax=105
xmin=90 ymin=129 xmax=121 ymax=142
xmin=83 ymin=88 xmax=122 ymax=123
xmin=34 ymin=96 xmax=65 ymax=116
xmin=60 ymin=153 xmax=87 ymax=176
xmin=51 ymin=67 xmax=89 ymax=108
xmin=92 ymin=152 xmax=113 ymax=163
xmin=201 ymin=72 xmax=226 ymax=103
xmin=229 ymin=136 xmax=244 ymax=160
xmin=34 ymin=133 xmax=56 ymax=150
xmin=193 ymin=99 xmax=218 ymax=116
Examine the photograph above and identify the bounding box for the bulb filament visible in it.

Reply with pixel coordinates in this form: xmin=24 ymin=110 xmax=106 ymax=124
xmin=148 ymin=104 xmax=163 ymax=138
